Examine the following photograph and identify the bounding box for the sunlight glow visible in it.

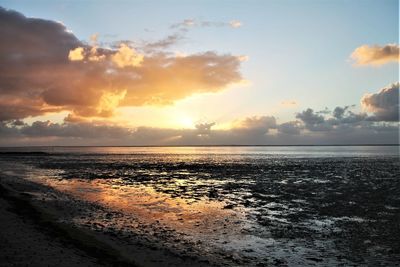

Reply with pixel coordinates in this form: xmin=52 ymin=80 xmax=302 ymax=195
xmin=176 ymin=115 xmax=195 ymax=128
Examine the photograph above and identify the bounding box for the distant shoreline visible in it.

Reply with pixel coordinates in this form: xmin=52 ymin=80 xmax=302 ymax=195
xmin=0 ymin=144 xmax=399 ymax=148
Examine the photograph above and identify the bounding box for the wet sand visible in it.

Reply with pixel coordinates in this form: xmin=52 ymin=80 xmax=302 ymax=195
xmin=0 ymin=196 xmax=103 ymax=267
xmin=0 ymin=169 xmax=223 ymax=267
xmin=0 ymin=183 xmax=115 ymax=267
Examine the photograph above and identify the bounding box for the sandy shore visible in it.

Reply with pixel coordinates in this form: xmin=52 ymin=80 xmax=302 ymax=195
xmin=0 ymin=197 xmax=104 ymax=267
xmin=0 ymin=181 xmax=134 ymax=267
xmin=0 ymin=175 xmax=219 ymax=267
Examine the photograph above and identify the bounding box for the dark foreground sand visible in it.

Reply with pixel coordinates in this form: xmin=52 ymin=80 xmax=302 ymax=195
xmin=0 ymin=197 xmax=103 ymax=267
xmin=0 ymin=178 xmax=216 ymax=267
xmin=0 ymin=182 xmax=128 ymax=267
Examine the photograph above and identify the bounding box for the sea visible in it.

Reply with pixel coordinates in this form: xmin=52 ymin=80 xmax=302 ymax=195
xmin=0 ymin=146 xmax=399 ymax=266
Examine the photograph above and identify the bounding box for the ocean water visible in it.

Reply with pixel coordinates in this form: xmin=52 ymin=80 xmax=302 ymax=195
xmin=0 ymin=146 xmax=399 ymax=266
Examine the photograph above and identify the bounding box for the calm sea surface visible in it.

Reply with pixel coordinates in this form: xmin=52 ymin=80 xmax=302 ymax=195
xmin=0 ymin=146 xmax=399 ymax=266
xmin=0 ymin=145 xmax=398 ymax=156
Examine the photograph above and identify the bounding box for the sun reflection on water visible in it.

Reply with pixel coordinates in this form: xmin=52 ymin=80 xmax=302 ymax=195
xmin=40 ymin=177 xmax=244 ymax=236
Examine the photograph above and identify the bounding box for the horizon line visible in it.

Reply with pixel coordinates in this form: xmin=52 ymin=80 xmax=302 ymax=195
xmin=0 ymin=144 xmax=399 ymax=148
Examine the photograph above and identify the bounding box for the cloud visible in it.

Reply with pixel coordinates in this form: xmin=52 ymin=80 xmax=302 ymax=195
xmin=1 ymin=7 xmax=397 ymax=146
xmin=170 ymin=19 xmax=194 ymax=29
xmin=144 ymin=34 xmax=183 ymax=51
xmin=228 ymin=116 xmax=278 ymax=143
xmin=281 ymin=100 xmax=298 ymax=107
xmin=90 ymin=33 xmax=99 ymax=43
xmin=277 ymin=121 xmax=302 ymax=135
xmin=0 ymin=7 xmax=81 ymax=120
xmin=88 ymin=47 xmax=106 ymax=62
xmin=351 ymin=44 xmax=399 ymax=66
xmin=171 ymin=18 xmax=242 ymax=29
xmin=18 ymin=120 xmax=132 ymax=139
xmin=332 ymin=106 xmax=350 ymax=119
xmin=316 ymin=108 xmax=331 ymax=115
xmin=195 ymin=122 xmax=215 ymax=135
xmin=361 ymin=82 xmax=399 ymax=121
xmin=234 ymin=116 xmax=276 ymax=133
xmin=296 ymin=105 xmax=369 ymax=132
xmin=0 ymin=116 xmax=398 ymax=146
xmin=0 ymin=7 xmax=244 ymax=121
xmin=229 ymin=20 xmax=242 ymax=28
xmin=110 ymin=43 xmax=143 ymax=67
xmin=292 ymin=82 xmax=398 ymax=133
xmin=171 ymin=19 xmax=196 ymax=28
xmin=334 ymin=110 xmax=367 ymax=124
xmin=68 ymin=47 xmax=84 ymax=61
xmin=295 ymin=108 xmax=327 ymax=131
xmin=1 ymin=80 xmax=399 ymax=145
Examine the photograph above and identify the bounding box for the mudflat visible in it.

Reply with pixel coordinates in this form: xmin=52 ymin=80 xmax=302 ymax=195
xmin=0 ymin=146 xmax=399 ymax=266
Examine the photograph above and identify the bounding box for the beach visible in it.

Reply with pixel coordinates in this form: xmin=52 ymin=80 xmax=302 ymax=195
xmin=1 ymin=1 xmax=399 ymax=265
xmin=0 ymin=165 xmax=217 ymax=267
xmin=0 ymin=146 xmax=399 ymax=266
xmin=0 ymin=183 xmax=107 ymax=267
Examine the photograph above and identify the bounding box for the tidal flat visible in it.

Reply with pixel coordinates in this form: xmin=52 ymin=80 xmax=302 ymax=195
xmin=0 ymin=146 xmax=399 ymax=266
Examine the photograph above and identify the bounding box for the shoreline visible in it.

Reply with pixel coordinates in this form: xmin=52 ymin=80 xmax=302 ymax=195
xmin=0 ymin=175 xmax=221 ymax=267
xmin=0 ymin=144 xmax=399 ymax=148
xmin=0 ymin=181 xmax=135 ymax=267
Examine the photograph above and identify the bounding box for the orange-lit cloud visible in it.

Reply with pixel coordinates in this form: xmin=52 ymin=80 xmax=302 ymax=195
xmin=361 ymin=82 xmax=399 ymax=121
xmin=1 ymin=82 xmax=399 ymax=146
xmin=236 ymin=55 xmax=249 ymax=62
xmin=90 ymin=33 xmax=98 ymax=43
xmin=351 ymin=44 xmax=399 ymax=66
xmin=88 ymin=46 xmax=106 ymax=62
xmin=110 ymin=44 xmax=143 ymax=67
xmin=2 ymin=111 xmax=398 ymax=146
xmin=0 ymin=7 xmax=244 ymax=121
xmin=68 ymin=47 xmax=84 ymax=61
xmin=280 ymin=100 xmax=298 ymax=107
xmin=229 ymin=20 xmax=242 ymax=28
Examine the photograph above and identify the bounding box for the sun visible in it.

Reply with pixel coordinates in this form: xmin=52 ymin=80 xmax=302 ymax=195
xmin=176 ymin=115 xmax=195 ymax=128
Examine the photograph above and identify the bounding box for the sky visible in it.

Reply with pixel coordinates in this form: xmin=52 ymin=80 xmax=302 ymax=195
xmin=0 ymin=0 xmax=398 ymax=146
